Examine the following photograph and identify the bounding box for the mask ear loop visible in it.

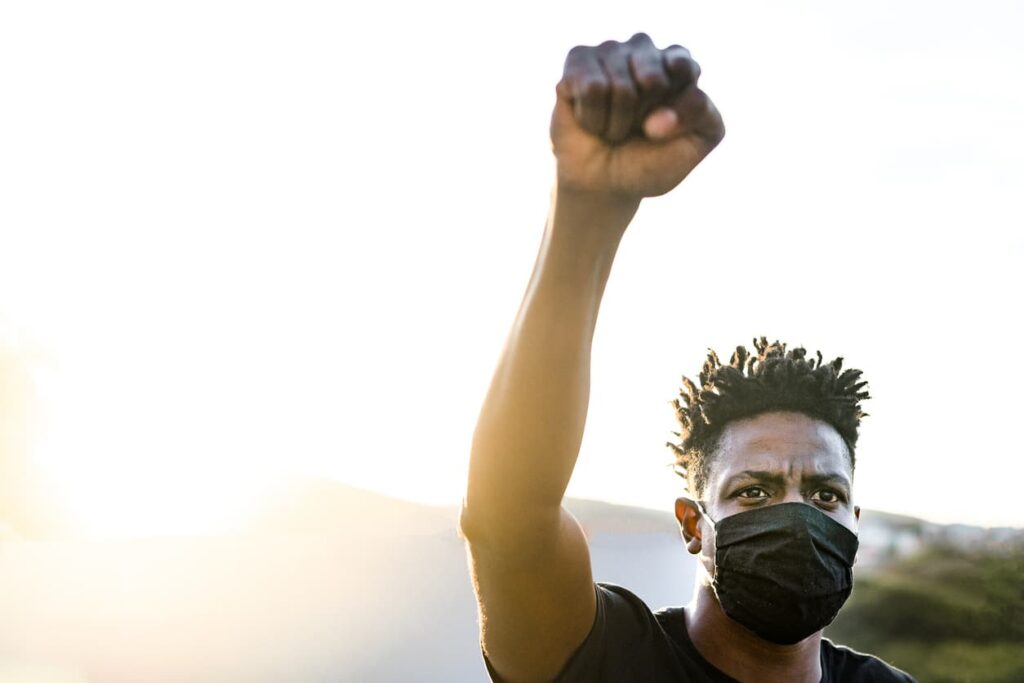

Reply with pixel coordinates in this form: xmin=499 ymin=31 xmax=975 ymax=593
xmin=697 ymin=500 xmax=719 ymax=528
xmin=679 ymin=496 xmax=719 ymax=529
xmin=678 ymin=496 xmax=719 ymax=584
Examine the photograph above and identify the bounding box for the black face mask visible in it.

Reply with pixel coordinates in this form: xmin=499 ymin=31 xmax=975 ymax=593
xmin=699 ymin=501 xmax=859 ymax=645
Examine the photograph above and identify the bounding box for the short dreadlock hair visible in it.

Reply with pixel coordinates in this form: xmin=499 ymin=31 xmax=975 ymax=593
xmin=668 ymin=338 xmax=870 ymax=497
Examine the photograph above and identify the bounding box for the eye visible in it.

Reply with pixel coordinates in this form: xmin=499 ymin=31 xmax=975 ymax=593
xmin=737 ymin=486 xmax=769 ymax=499
xmin=811 ymin=489 xmax=843 ymax=504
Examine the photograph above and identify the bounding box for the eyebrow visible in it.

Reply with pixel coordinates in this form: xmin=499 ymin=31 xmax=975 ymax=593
xmin=722 ymin=470 xmax=852 ymax=492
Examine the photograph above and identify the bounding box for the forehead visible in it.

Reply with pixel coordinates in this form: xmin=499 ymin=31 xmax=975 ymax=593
xmin=707 ymin=411 xmax=852 ymax=488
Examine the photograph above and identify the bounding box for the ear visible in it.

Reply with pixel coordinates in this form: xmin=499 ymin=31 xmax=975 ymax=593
xmin=675 ymin=497 xmax=703 ymax=555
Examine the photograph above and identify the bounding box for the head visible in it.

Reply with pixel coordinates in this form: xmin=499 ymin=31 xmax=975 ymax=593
xmin=668 ymin=338 xmax=869 ymax=580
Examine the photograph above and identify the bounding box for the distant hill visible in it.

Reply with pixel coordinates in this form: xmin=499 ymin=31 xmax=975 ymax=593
xmin=0 ymin=480 xmax=692 ymax=683
xmin=244 ymin=478 xmax=457 ymax=537
xmin=0 ymin=479 xmax=1019 ymax=683
xmin=244 ymin=478 xmax=1023 ymax=569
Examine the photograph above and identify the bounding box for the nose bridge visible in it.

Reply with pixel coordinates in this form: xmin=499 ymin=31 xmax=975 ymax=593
xmin=779 ymin=491 xmax=804 ymax=505
xmin=779 ymin=473 xmax=804 ymax=505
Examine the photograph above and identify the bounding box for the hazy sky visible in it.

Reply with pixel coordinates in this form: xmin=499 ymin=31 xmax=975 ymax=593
xmin=1 ymin=0 xmax=1021 ymax=535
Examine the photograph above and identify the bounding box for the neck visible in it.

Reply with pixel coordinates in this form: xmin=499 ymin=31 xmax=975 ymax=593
xmin=685 ymin=582 xmax=822 ymax=683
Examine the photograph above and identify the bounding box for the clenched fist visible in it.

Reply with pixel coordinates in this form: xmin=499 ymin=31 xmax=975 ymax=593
xmin=551 ymin=33 xmax=725 ymax=199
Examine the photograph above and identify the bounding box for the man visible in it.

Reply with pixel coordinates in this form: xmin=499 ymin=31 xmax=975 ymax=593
xmin=460 ymin=33 xmax=915 ymax=683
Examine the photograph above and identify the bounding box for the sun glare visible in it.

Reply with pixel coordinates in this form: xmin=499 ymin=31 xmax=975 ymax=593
xmin=2 ymin=1 xmax=1022 ymax=535
xmin=44 ymin=462 xmax=276 ymax=539
xmin=30 ymin=373 xmax=280 ymax=539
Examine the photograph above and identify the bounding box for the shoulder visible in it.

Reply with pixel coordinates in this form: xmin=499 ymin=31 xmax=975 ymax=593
xmin=822 ymin=639 xmax=917 ymax=682
xmin=540 ymin=582 xmax=684 ymax=682
xmin=591 ymin=582 xmax=663 ymax=640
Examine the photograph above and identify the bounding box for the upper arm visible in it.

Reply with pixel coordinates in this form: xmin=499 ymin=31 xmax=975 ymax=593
xmin=462 ymin=504 xmax=596 ymax=683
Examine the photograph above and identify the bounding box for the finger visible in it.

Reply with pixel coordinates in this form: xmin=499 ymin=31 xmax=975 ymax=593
xmin=627 ymin=33 xmax=671 ymax=132
xmin=646 ymin=85 xmax=725 ymax=149
xmin=677 ymin=86 xmax=724 ymax=147
xmin=560 ymin=46 xmax=609 ymax=137
xmin=597 ymin=42 xmax=638 ymax=143
xmin=663 ymin=44 xmax=701 ymax=89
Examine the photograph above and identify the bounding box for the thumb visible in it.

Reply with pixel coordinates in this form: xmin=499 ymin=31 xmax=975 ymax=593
xmin=642 ymin=108 xmax=679 ymax=140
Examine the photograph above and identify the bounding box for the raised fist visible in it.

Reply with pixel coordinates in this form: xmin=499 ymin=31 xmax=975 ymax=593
xmin=551 ymin=33 xmax=725 ymax=199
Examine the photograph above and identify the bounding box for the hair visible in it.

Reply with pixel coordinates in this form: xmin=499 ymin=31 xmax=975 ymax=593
xmin=668 ymin=337 xmax=870 ymax=497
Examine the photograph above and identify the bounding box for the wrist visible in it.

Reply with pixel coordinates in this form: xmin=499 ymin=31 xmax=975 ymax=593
xmin=551 ymin=183 xmax=641 ymax=243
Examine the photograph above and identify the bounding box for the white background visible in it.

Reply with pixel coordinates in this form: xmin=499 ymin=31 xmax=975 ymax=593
xmin=1 ymin=0 xmax=1021 ymax=534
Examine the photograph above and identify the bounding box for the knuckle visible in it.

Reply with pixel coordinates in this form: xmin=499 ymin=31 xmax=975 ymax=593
xmin=597 ymin=39 xmax=622 ymax=53
xmin=666 ymin=52 xmax=692 ymax=69
xmin=635 ymin=69 xmax=670 ymax=91
xmin=579 ymin=77 xmax=608 ymax=100
xmin=628 ymin=32 xmax=654 ymax=46
xmin=667 ymin=53 xmax=701 ymax=82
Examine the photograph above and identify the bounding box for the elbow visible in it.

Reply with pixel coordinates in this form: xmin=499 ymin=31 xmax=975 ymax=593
xmin=459 ymin=496 xmax=564 ymax=562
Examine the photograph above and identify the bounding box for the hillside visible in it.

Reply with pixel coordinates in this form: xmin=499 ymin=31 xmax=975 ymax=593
xmin=0 ymin=481 xmax=692 ymax=683
xmin=827 ymin=544 xmax=1024 ymax=683
xmin=0 ymin=480 xmax=1019 ymax=683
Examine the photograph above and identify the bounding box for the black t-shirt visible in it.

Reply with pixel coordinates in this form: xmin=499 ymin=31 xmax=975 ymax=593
xmin=484 ymin=583 xmax=916 ymax=683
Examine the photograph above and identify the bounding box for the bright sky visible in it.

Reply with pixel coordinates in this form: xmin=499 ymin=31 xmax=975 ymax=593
xmin=1 ymin=0 xmax=1021 ymax=536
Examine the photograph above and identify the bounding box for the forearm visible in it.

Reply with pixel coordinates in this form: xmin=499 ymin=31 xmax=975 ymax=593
xmin=463 ymin=186 xmax=639 ymax=545
xmin=460 ymin=36 xmax=723 ymax=683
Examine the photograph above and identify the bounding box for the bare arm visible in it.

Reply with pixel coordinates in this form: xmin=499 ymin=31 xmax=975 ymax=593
xmin=461 ymin=33 xmax=725 ymax=683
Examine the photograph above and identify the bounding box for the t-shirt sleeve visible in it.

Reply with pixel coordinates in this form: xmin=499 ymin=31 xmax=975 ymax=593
xmin=481 ymin=582 xmax=664 ymax=683
xmin=552 ymin=582 xmax=666 ymax=682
